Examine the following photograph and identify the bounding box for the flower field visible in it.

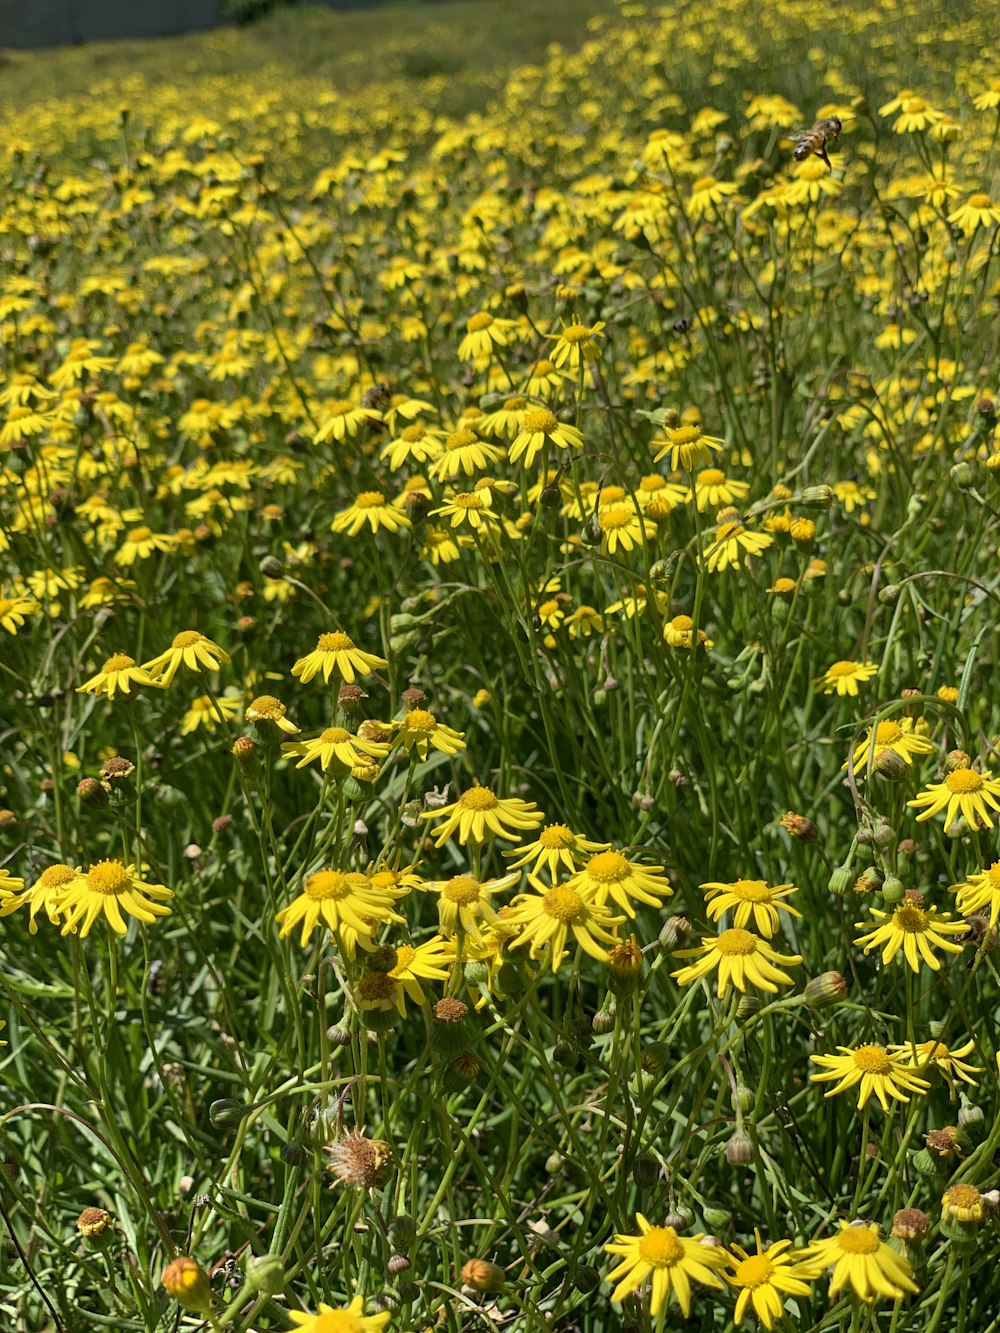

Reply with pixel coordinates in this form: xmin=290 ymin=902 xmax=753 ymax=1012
xmin=3 ymin=0 xmax=1000 ymax=1327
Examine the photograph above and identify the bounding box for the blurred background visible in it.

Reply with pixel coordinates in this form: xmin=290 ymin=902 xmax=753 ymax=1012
xmin=0 ymin=0 xmax=389 ymax=47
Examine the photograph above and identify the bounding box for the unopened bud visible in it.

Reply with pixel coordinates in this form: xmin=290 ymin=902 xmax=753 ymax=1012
xmin=231 ymin=735 xmax=260 ymax=775
xmin=244 ymin=1253 xmax=286 ymax=1296
xmin=461 ymin=1259 xmax=505 ymax=1294
xmin=725 ymin=1131 xmax=754 ymax=1166
xmin=828 ymin=863 xmax=854 ymax=896
xmin=76 ymin=777 xmax=109 ymax=808
xmin=703 ymin=1204 xmax=731 ymax=1229
xmin=950 ymin=461 xmax=975 ymax=490
xmin=162 ymin=1257 xmax=212 ymax=1315
xmin=874 ymin=748 xmax=909 ymax=781
xmin=210 ymin=1099 xmax=246 ymax=1129
xmin=799 ymin=485 xmax=833 ymax=510
xmin=804 ymin=971 xmax=848 ymax=1008
xmin=607 ymin=937 xmax=643 ymax=995
xmin=945 ymin=749 xmax=971 ymax=772
xmin=880 ymin=875 xmax=905 ymax=905
xmin=632 ymin=1154 xmax=661 ymax=1188
xmin=259 ymin=555 xmax=284 ymax=578
xmin=900 ymin=687 xmax=923 ymax=718
xmin=658 ymin=916 xmax=690 ymax=950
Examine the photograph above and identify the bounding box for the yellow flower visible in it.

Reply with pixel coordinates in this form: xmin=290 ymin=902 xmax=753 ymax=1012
xmin=180 ymin=692 xmax=242 ymax=735
xmin=77 ymin=653 xmax=158 ymax=702
xmin=313 ymin=399 xmax=380 ymax=445
xmin=814 ymin=659 xmax=879 ymax=696
xmin=1 ymin=863 xmax=79 ymax=934
xmin=429 ymin=489 xmax=501 ymax=531
xmin=546 ymin=319 xmax=605 ymax=368
xmin=0 ymin=590 xmax=42 ymax=634
xmin=663 ymin=613 xmax=713 ymax=649
xmin=422 ymin=783 xmax=543 ymax=847
xmin=796 ymin=1222 xmax=918 ymax=1301
xmin=421 ymin=871 xmax=519 ymax=942
xmin=287 ymin=1296 xmax=391 ymax=1333
xmin=504 ymin=882 xmax=624 ymax=971
xmin=291 ymin=632 xmax=388 ymax=685
xmin=651 ymin=423 xmax=724 ymax=471
xmin=948 ymin=193 xmax=1000 ymax=231
xmin=604 ymin=1214 xmax=729 ymax=1317
xmin=688 ymin=175 xmax=739 ymax=218
xmin=282 ymin=725 xmax=390 ymax=774
xmin=457 ymin=310 xmax=517 ymax=362
xmin=854 ymin=894 xmax=967 ymax=972
xmin=724 ymin=1232 xmax=813 ymax=1330
xmin=890 ymin=1037 xmax=983 ymax=1088
xmin=688 ymin=467 xmax=750 ymax=511
xmin=908 ymin=768 xmax=1000 ymax=829
xmin=672 ymin=927 xmax=802 ymax=995
xmin=115 ymin=525 xmax=175 ymax=566
xmin=504 ymin=824 xmax=608 ymax=879
xmin=390 ymin=708 xmax=466 ymax=759
xmin=141 ymin=630 xmax=230 ymax=686
xmin=951 ymin=861 xmax=1000 ymax=924
xmin=508 ymin=409 xmax=584 ymax=468
xmin=809 ymin=1043 xmax=930 ymax=1110
xmin=245 ymin=694 xmax=301 ymax=737
xmin=701 ymin=510 xmax=773 ymax=572
xmin=848 ymin=718 xmax=934 ymax=775
xmin=567 ymin=849 xmax=672 ymax=918
xmin=59 ymin=861 xmax=173 ymax=937
xmin=429 ymin=427 xmax=504 ymax=481
xmin=274 ymin=868 xmax=404 ymax=952
xmin=597 ymin=503 xmax=655 ymax=555
xmin=700 ymin=879 xmax=800 ymax=938
xmin=331 ymin=490 xmax=411 ymax=537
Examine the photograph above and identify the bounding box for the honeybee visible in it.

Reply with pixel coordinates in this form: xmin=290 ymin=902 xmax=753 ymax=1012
xmin=793 ymin=116 xmax=842 ymax=170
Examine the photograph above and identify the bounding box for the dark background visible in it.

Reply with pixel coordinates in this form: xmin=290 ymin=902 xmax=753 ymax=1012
xmin=0 ymin=0 xmax=387 ymax=48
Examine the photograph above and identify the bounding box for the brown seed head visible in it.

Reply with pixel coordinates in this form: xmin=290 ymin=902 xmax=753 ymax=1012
xmin=326 ymin=1129 xmax=393 ymax=1189
xmin=892 ymin=1207 xmax=930 ymax=1241
xmin=76 ymin=1206 xmax=113 ymax=1237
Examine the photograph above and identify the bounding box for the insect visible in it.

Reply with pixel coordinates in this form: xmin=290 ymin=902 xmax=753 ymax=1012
xmin=793 ymin=116 xmax=842 ymax=170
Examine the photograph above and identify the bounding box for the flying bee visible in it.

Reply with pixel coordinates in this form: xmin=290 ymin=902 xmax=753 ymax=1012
xmin=793 ymin=116 xmax=842 ymax=170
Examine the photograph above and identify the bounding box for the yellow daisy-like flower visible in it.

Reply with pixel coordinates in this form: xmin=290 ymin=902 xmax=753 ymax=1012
xmin=688 ymin=467 xmax=750 ymax=512
xmin=796 ymin=1222 xmax=918 ymax=1302
xmin=848 ymin=717 xmax=934 ymax=775
xmin=951 ymin=861 xmax=1000 ymax=925
xmin=947 ymin=193 xmax=1000 ymax=231
xmin=281 ymin=725 xmax=390 ymax=774
xmin=546 ymin=319 xmax=606 ymax=369
xmin=77 ymin=653 xmax=158 ymax=702
xmin=814 ymin=659 xmax=879 ymax=696
xmin=508 ymin=409 xmax=584 ymax=469
xmin=456 ymin=310 xmax=517 ymax=362
xmin=567 ymin=849 xmax=672 ymax=918
xmin=141 ymin=630 xmax=230 ymax=686
xmin=725 ymin=1232 xmax=813 ymax=1330
xmin=700 ymin=879 xmax=800 ymax=938
xmin=687 ymin=175 xmax=739 ymax=218
xmin=429 ymin=428 xmax=504 ymax=481
xmin=287 ymin=1296 xmax=391 ymax=1333
xmin=429 ymin=488 xmax=501 ymax=531
xmin=809 ymin=1043 xmax=930 ymax=1110
xmin=274 ymin=868 xmax=404 ymax=952
xmin=504 ymin=882 xmax=624 ymax=971
xmin=701 ymin=510 xmax=773 ymax=573
xmin=421 ymin=871 xmax=519 ymax=942
xmin=180 ymin=692 xmax=242 ymax=735
xmin=0 ymin=590 xmax=42 ymax=635
xmin=854 ymin=893 xmax=968 ymax=972
xmin=313 ymin=399 xmax=381 ymax=445
xmin=890 ymin=1037 xmax=983 ymax=1088
xmin=58 ymin=861 xmax=173 ymax=938
xmin=908 ymin=768 xmax=1000 ymax=829
xmin=245 ymin=694 xmax=301 ymax=737
xmin=597 ymin=503 xmax=656 ymax=555
xmin=663 ymin=613 xmax=713 ymax=649
xmin=672 ymin=928 xmax=802 ymax=995
xmin=604 ymin=1214 xmax=729 ymax=1318
xmin=390 ymin=708 xmax=466 ymax=760
xmin=422 ymin=783 xmax=543 ymax=847
xmin=291 ymin=632 xmax=388 ymax=685
xmin=651 ymin=423 xmax=724 ymax=471
xmin=387 ymin=936 xmax=455 ymax=1007
xmin=1 ymin=863 xmax=79 ymax=934
xmin=331 ymin=490 xmax=411 ymax=537
xmin=504 ymin=824 xmax=609 ymax=880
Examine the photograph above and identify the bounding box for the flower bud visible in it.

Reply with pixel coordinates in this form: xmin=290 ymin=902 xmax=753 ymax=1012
xmin=828 ymin=863 xmax=854 ymax=896
xmin=210 ymin=1099 xmax=247 ymax=1129
xmin=880 ymin=875 xmax=905 ymax=905
xmin=725 ymin=1131 xmax=754 ymax=1166
xmin=804 ymin=971 xmax=848 ymax=1008
xmin=607 ymin=937 xmax=643 ymax=995
xmin=658 ymin=916 xmax=690 ymax=950
xmin=958 ymin=1095 xmax=985 ymax=1134
xmin=878 ymin=583 xmax=901 ymax=605
xmin=874 ymin=748 xmax=909 ymax=781
xmin=703 ymin=1204 xmax=731 ymax=1229
xmin=461 ymin=1258 xmax=505 ymax=1294
xmin=871 ymin=818 xmax=896 ymax=850
xmin=592 ymin=1005 xmax=617 ymax=1034
xmin=231 ymin=735 xmax=260 ymax=775
xmin=162 ymin=1257 xmax=212 ymax=1315
xmin=780 ymin=812 xmax=817 ymax=842
xmin=388 ymin=1253 xmax=411 ymax=1275
xmin=76 ymin=777 xmax=110 ymax=809
xmin=631 ymin=1154 xmax=661 ymax=1188
xmin=900 ymin=687 xmax=923 ymax=718
xmin=572 ymin=1264 xmax=601 ymax=1293
xmin=432 ymin=998 xmax=470 ymax=1053
xmin=731 ymin=1080 xmax=755 ymax=1115
xmin=244 ymin=1253 xmax=286 ymax=1296
xmin=736 ymin=995 xmax=760 ymax=1021
xmin=950 ymin=461 xmax=975 ymax=490
xmin=799 ymin=485 xmax=833 ymax=510
xmin=259 ymin=555 xmax=284 ymax=578
xmin=280 ymin=1139 xmax=307 ymax=1166
xmin=945 ymin=749 xmax=971 ymax=772
xmin=389 ymin=1214 xmax=416 ymax=1248
xmin=854 ymin=867 xmax=884 ymax=895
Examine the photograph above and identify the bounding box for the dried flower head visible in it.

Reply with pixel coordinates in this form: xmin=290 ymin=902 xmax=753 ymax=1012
xmin=326 ymin=1129 xmax=393 ymax=1189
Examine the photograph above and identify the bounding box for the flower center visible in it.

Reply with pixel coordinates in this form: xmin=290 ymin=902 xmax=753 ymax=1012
xmin=585 ymin=850 xmax=629 ymax=883
xmin=692 ymin=175 xmax=716 ymax=191
xmin=697 ymin=468 xmax=725 ymax=485
xmin=734 ymin=1253 xmax=774 ymax=1287
xmin=874 ymin=721 xmax=903 ymax=744
xmin=317 ymin=631 xmax=353 ymax=651
xmin=467 ymin=312 xmax=493 ymax=332
xmin=853 ymin=1044 xmax=892 ymax=1074
xmin=87 ymin=861 xmax=131 ymax=896
xmin=103 ymin=653 xmax=136 ymax=671
xmin=248 ymin=694 xmax=283 ymax=717
xmin=967 ymin=192 xmax=993 ymax=209
xmin=326 ymin=399 xmax=355 ymax=416
xmin=538 ymin=824 xmax=575 ymax=849
xmin=944 ymin=1183 xmax=982 ymax=1209
xmin=836 ymin=1226 xmax=880 ymax=1255
xmin=353 ymin=491 xmax=385 ymax=509
xmin=670 ymin=615 xmax=693 ymax=631
xmin=37 ymin=864 xmax=77 ymax=890
xmin=637 ymin=1226 xmax=683 ymax=1266
xmin=391 ymin=945 xmax=416 ymax=972
xmin=730 ymin=879 xmax=769 ymax=901
xmin=560 ymin=324 xmax=590 ymax=343
xmin=446 ymin=427 xmax=479 ymax=451
xmin=716 ymin=928 xmax=758 ymax=956
xmin=828 ymin=661 xmax=859 ymax=677
xmin=522 ymin=409 xmax=557 ymax=433
xmin=946 ymin=770 xmax=984 ymax=793
xmin=171 ymin=630 xmax=203 ymax=648
xmin=458 ymin=787 xmax=498 ymax=811
xmin=543 ymin=887 xmax=586 ymax=922
xmin=320 ymin=727 xmax=352 ymax=744
xmin=442 ymin=875 xmax=482 ymax=905
xmin=401 ymin=423 xmax=426 ymax=441
xmin=533 ymin=359 xmax=556 ymax=375
xmin=404 ymin=709 xmax=435 ymax=732
xmin=452 ymin=492 xmax=486 ymax=510
xmin=893 ymin=905 xmax=928 ymax=932
xmin=304 ymin=870 xmax=350 ymax=900
xmin=502 ymin=396 xmax=527 ymax=411
xmin=127 ymin=526 xmax=152 ymax=541
xmin=599 ymin=506 xmax=632 ymax=530
xmin=987 ymin=862 xmax=1000 ymax=888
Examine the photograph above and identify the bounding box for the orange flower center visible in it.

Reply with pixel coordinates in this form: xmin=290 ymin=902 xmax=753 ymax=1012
xmin=458 ymin=787 xmax=498 ymax=811
xmin=734 ymin=1253 xmax=774 ymax=1287
xmin=442 ymin=875 xmax=481 ymax=905
xmin=317 ymin=631 xmax=353 ymax=651
xmin=543 ymin=886 xmax=587 ymax=922
xmin=87 ymin=861 xmax=132 ymax=896
xmin=522 ymin=409 xmax=557 ymax=433
xmin=716 ymin=928 xmax=758 ymax=956
xmin=946 ymin=769 xmax=984 ymax=793
xmin=835 ymin=1226 xmax=881 ymax=1255
xmin=585 ymin=850 xmax=630 ymax=883
xmin=304 ymin=870 xmax=350 ymax=900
